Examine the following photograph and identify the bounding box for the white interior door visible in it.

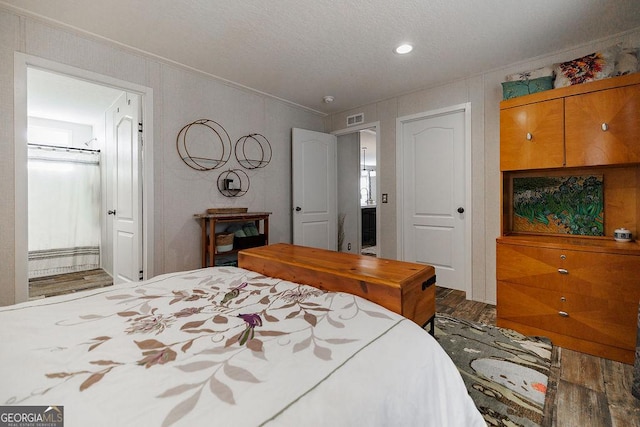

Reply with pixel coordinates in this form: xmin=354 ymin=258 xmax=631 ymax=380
xmin=107 ymin=92 xmax=142 ymax=283
xmin=397 ymin=105 xmax=471 ymax=293
xmin=292 ymin=128 xmax=338 ymax=250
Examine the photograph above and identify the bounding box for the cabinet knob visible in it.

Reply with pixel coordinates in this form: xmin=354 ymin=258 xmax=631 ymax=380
xmin=560 ymin=254 xmax=566 ymax=260
xmin=560 ymin=296 xmax=566 ymax=302
xmin=601 ymin=123 xmax=609 ymax=131
xmin=558 ymin=268 xmax=569 ymax=274
xmin=558 ymin=311 xmax=569 ymax=317
xmin=526 ymin=132 xmax=533 ymax=141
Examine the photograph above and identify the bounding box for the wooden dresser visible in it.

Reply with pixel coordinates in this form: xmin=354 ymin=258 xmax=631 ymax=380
xmin=498 ymin=73 xmax=640 ymax=364
xmin=238 ymin=243 xmax=436 ymax=332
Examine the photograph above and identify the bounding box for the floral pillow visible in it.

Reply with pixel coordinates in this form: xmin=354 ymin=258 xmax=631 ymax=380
xmin=554 ymin=47 xmax=618 ymax=88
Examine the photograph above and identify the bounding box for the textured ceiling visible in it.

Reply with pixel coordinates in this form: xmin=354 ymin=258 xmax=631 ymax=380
xmin=4 ymin=0 xmax=640 ymax=114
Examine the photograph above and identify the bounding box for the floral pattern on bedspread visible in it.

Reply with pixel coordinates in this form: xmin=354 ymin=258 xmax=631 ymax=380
xmin=1 ymin=267 xmax=405 ymax=427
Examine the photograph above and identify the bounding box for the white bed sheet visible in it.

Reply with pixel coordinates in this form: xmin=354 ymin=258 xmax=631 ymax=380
xmin=0 ymin=267 xmax=484 ymax=426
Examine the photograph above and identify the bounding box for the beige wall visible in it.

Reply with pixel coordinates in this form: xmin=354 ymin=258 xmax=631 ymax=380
xmin=326 ymin=28 xmax=640 ymax=304
xmin=0 ymin=8 xmax=324 ymax=306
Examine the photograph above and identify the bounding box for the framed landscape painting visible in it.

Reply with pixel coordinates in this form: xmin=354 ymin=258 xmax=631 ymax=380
xmin=512 ymin=175 xmax=604 ymax=236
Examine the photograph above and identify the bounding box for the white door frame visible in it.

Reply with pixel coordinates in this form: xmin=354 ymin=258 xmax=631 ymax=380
xmin=395 ymin=104 xmax=472 ymax=298
xmin=13 ymin=52 xmax=154 ymax=303
xmin=332 ymin=121 xmax=380 ymax=255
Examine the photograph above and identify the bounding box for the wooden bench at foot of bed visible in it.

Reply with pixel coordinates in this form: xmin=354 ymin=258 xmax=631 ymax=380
xmin=238 ymin=243 xmax=436 ymax=333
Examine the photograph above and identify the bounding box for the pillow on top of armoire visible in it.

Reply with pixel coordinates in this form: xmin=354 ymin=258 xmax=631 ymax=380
xmin=554 ymin=46 xmax=619 ymax=88
xmin=501 ymin=76 xmax=555 ymax=100
xmin=613 ymin=48 xmax=640 ymax=76
xmin=504 ymin=65 xmax=554 ymax=82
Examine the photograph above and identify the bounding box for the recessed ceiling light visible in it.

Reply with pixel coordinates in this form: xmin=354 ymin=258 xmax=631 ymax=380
xmin=394 ymin=44 xmax=413 ymax=55
xmin=323 ymin=95 xmax=334 ymax=103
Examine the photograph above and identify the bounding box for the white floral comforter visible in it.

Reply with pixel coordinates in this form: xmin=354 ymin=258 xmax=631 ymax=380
xmin=0 ymin=267 xmax=484 ymax=427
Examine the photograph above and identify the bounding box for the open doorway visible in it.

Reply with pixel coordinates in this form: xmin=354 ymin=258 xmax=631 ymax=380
xmin=335 ymin=124 xmax=379 ymax=257
xmin=359 ymin=129 xmax=377 ymax=256
xmin=14 ymin=53 xmax=154 ymax=303
xmin=26 ymin=69 xmax=123 ymax=297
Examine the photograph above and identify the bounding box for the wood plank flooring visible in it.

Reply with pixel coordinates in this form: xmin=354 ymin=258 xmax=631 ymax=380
xmin=29 ymin=269 xmax=113 ymax=298
xmin=436 ymin=287 xmax=640 ymax=427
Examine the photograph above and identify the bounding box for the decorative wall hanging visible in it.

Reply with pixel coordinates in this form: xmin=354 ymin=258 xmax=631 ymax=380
xmin=176 ymin=119 xmax=231 ymax=170
xmin=235 ymin=133 xmax=272 ymax=169
xmin=512 ymin=175 xmax=604 ymax=236
xmin=217 ymin=169 xmax=250 ymax=197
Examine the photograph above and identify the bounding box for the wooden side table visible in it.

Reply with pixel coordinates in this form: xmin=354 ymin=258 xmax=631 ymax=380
xmin=194 ymin=212 xmax=271 ymax=268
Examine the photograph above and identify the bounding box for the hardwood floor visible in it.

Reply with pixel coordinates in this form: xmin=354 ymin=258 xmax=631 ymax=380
xmin=436 ymin=287 xmax=640 ymax=427
xmin=29 ymin=269 xmax=113 ymax=298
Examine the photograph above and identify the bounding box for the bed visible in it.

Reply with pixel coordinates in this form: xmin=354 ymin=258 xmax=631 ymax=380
xmin=0 ymin=265 xmax=484 ymax=426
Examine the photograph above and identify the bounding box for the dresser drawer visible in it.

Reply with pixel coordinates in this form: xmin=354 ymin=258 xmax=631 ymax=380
xmin=497 ymin=281 xmax=567 ymax=336
xmin=562 ymin=290 xmax=637 ymax=350
xmin=496 ymin=242 xmax=564 ymax=291
xmin=562 ymin=251 xmax=640 ymax=303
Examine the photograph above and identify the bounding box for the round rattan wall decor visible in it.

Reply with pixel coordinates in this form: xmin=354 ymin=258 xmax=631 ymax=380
xmin=177 ymin=119 xmax=231 ymax=170
xmin=217 ymin=169 xmax=250 ymax=197
xmin=235 ymin=133 xmax=272 ymax=169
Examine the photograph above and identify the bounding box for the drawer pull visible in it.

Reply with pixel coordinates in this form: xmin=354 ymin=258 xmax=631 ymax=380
xmin=526 ymin=132 xmax=533 ymax=141
xmin=601 ymin=123 xmax=609 ymax=131
xmin=558 ymin=311 xmax=569 ymax=317
xmin=422 ymin=275 xmax=436 ymax=291
xmin=558 ymin=268 xmax=568 ymax=275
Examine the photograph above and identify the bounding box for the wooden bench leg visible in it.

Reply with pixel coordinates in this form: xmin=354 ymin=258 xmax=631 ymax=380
xmin=423 ymin=314 xmax=435 ymax=336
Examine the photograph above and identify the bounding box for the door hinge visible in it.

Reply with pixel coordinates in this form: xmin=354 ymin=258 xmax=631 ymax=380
xmin=139 ymin=270 xmax=144 ymax=281
xmin=138 ymin=122 xmax=143 ymax=133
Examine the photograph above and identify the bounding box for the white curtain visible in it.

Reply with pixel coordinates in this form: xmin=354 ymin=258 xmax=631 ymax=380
xmin=28 ymin=147 xmax=101 ymax=278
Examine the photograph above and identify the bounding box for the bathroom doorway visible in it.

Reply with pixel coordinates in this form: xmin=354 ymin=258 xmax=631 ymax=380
xmin=359 ymin=129 xmax=377 ymax=256
xmin=26 ymin=69 xmax=123 ymax=296
xmin=335 ymin=124 xmax=378 ymax=257
xmin=14 ymin=53 xmax=154 ymax=303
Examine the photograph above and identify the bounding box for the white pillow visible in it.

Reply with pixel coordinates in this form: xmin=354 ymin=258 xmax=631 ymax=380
xmin=505 ymin=66 xmax=554 ymax=82
xmin=613 ymin=48 xmax=639 ymax=76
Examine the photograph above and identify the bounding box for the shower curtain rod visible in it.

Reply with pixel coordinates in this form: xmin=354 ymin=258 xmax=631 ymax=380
xmin=28 ymin=143 xmax=100 ymax=154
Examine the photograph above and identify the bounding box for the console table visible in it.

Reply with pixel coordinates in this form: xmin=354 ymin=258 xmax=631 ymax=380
xmin=194 ymin=212 xmax=270 ymax=268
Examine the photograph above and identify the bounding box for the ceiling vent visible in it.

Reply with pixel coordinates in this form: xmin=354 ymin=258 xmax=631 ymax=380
xmin=346 ymin=113 xmax=364 ymax=127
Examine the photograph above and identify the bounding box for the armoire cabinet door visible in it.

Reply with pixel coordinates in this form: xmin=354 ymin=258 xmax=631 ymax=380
xmin=565 ymin=83 xmax=640 ymax=166
xmin=500 ymin=98 xmax=565 ymax=171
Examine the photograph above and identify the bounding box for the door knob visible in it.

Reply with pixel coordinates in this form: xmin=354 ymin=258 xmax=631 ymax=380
xmin=457 ymin=207 xmax=464 ymax=214
xmin=295 ymin=206 xmax=302 ymax=212
xmin=108 ymin=210 xmax=116 ymax=215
